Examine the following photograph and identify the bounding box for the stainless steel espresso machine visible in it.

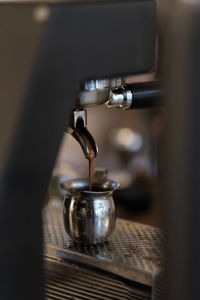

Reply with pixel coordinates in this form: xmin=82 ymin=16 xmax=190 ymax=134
xmin=1 ymin=1 xmax=200 ymax=300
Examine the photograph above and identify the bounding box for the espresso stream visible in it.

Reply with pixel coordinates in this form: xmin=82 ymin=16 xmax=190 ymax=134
xmin=74 ymin=120 xmax=96 ymax=190
xmin=88 ymin=157 xmax=94 ymax=191
xmin=78 ymin=130 xmax=96 ymax=190
xmin=86 ymin=144 xmax=95 ymax=190
xmin=85 ymin=136 xmax=96 ymax=190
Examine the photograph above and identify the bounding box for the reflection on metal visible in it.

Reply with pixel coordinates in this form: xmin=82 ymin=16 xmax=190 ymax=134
xmin=71 ymin=109 xmax=87 ymax=128
xmin=78 ymin=78 xmax=124 ymax=107
xmin=107 ymin=81 xmax=164 ymax=110
xmin=43 ymin=205 xmax=164 ymax=287
xmin=107 ymin=86 xmax=132 ymax=109
xmin=61 ymin=178 xmax=119 ymax=244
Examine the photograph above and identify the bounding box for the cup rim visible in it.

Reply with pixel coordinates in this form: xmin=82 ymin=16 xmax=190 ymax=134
xmin=60 ymin=178 xmax=119 ymax=194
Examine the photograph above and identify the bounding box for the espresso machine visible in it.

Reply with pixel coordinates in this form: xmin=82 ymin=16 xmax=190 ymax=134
xmin=1 ymin=0 xmax=200 ymax=300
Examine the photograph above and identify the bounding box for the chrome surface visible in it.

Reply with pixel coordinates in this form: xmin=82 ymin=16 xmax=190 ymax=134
xmin=124 ymin=90 xmax=133 ymax=109
xmin=82 ymin=78 xmax=124 ymax=91
xmin=72 ymin=108 xmax=87 ymax=128
xmin=109 ymin=77 xmax=124 ymax=89
xmin=83 ymin=79 xmax=111 ymax=91
xmin=107 ymin=86 xmax=133 ymax=110
xmin=61 ymin=178 xmax=119 ymax=244
xmin=107 ymin=90 xmax=125 ymax=107
xmin=107 ymin=81 xmax=164 ymax=110
xmin=67 ymin=109 xmax=98 ymax=159
xmin=78 ymin=78 xmax=124 ymax=107
xmin=43 ymin=205 xmax=164 ymax=287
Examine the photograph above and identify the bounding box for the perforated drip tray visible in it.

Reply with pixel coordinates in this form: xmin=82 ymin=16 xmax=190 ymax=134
xmin=43 ymin=204 xmax=164 ymax=287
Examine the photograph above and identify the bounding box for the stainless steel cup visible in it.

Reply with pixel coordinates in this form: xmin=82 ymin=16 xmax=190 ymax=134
xmin=61 ymin=173 xmax=119 ymax=244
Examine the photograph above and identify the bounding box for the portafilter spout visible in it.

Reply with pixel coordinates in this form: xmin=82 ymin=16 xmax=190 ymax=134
xmin=67 ymin=109 xmax=98 ymax=159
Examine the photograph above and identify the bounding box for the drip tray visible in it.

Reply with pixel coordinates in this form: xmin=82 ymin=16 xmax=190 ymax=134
xmin=45 ymin=257 xmax=151 ymax=300
xmin=43 ymin=205 xmax=164 ymax=288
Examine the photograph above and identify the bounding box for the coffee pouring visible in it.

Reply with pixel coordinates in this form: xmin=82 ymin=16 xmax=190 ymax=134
xmin=61 ymin=169 xmax=119 ymax=244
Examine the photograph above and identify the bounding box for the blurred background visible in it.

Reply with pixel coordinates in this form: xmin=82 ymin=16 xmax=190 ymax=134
xmin=2 ymin=1 xmax=200 ymax=300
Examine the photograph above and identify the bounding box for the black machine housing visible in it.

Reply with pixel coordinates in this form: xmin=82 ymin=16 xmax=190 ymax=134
xmin=0 ymin=1 xmax=156 ymax=299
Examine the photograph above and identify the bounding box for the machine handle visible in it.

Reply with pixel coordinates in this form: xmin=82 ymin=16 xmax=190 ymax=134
xmin=107 ymin=80 xmax=164 ymax=110
xmin=127 ymin=81 xmax=164 ymax=109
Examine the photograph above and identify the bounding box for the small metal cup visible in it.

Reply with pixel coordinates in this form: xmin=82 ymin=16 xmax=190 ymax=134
xmin=61 ymin=171 xmax=119 ymax=244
